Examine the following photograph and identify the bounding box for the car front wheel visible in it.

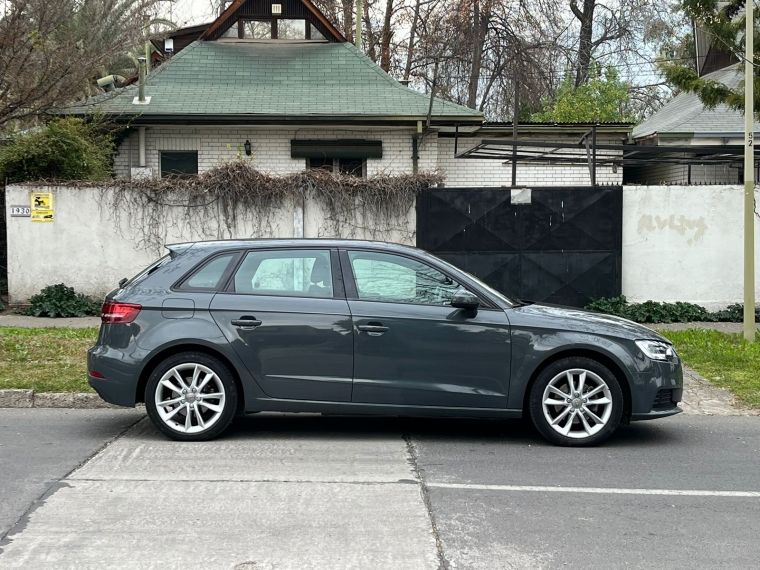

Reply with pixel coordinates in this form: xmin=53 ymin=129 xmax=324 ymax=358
xmin=529 ymin=357 xmax=624 ymax=447
xmin=145 ymin=352 xmax=238 ymax=441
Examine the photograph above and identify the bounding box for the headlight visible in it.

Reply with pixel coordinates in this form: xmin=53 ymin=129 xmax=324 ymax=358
xmin=635 ymin=339 xmax=677 ymax=361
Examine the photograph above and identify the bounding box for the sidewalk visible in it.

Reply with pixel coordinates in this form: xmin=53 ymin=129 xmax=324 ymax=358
xmin=0 ymin=315 xmax=100 ymax=328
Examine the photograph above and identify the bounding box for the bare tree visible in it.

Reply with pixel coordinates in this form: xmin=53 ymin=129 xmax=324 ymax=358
xmin=0 ymin=0 xmax=168 ymax=130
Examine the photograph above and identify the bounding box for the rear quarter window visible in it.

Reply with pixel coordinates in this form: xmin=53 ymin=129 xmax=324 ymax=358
xmin=179 ymin=253 xmax=236 ymax=291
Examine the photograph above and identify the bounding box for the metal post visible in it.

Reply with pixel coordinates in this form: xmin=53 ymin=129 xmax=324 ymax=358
xmin=355 ymin=0 xmax=362 ymax=50
xmin=744 ymin=2 xmax=756 ymax=341
xmin=512 ymin=83 xmax=519 ymax=187
xmin=138 ymin=127 xmax=146 ymax=167
xmin=592 ymin=125 xmax=597 ymax=186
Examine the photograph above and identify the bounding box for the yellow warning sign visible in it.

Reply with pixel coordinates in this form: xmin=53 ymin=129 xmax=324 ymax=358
xmin=31 ymin=192 xmax=54 ymax=222
xmin=31 ymin=210 xmax=54 ymax=222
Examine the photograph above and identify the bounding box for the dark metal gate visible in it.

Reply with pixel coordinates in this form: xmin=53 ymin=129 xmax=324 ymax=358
xmin=417 ymin=187 xmax=622 ymax=308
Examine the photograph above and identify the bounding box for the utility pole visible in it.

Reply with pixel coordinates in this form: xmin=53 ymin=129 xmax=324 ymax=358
xmin=744 ymin=1 xmax=756 ymax=342
xmin=356 ymin=0 xmax=363 ymax=50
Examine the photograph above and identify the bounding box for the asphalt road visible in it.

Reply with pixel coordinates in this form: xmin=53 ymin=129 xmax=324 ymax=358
xmin=0 ymin=410 xmax=758 ymax=569
xmin=0 ymin=408 xmax=144 ymax=537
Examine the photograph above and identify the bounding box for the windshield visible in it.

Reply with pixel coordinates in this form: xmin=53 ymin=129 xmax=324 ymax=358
xmin=433 ymin=256 xmax=517 ymax=307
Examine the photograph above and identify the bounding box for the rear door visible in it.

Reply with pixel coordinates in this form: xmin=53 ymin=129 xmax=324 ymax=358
xmin=210 ymin=248 xmax=353 ymax=402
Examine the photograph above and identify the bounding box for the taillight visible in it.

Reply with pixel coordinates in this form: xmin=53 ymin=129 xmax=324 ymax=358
xmin=101 ymin=302 xmax=141 ymax=324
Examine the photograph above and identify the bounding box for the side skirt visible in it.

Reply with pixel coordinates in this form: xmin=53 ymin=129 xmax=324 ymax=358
xmin=247 ymin=398 xmax=523 ymax=419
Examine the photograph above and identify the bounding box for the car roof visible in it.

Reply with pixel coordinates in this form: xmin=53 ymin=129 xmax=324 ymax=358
xmin=167 ymin=238 xmax=424 ymax=254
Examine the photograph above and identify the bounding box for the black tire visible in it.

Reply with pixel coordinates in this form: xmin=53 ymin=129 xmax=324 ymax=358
xmin=145 ymin=351 xmax=238 ymax=441
xmin=528 ymin=357 xmax=624 ymax=447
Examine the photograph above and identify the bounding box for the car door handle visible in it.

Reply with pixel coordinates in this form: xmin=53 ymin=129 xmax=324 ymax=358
xmin=358 ymin=324 xmax=389 ymax=336
xmin=231 ymin=317 xmax=262 ymax=328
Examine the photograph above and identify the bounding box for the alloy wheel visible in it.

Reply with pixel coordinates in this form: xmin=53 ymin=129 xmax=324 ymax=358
xmin=154 ymin=363 xmax=226 ymax=434
xmin=541 ymin=368 xmax=613 ymax=439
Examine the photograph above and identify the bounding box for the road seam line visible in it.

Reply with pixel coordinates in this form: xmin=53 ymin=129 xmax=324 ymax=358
xmin=403 ymin=434 xmax=450 ymax=570
xmin=427 ymin=483 xmax=760 ymax=497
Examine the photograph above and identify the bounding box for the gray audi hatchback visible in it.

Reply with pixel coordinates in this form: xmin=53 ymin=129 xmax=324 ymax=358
xmin=88 ymin=239 xmax=682 ymax=446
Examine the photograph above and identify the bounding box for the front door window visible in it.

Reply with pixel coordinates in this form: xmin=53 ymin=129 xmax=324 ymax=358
xmin=348 ymin=250 xmax=463 ymax=305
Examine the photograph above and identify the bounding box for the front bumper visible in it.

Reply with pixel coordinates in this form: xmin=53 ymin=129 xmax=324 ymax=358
xmin=631 ymin=407 xmax=683 ymax=421
xmin=628 ymin=357 xmax=683 ymax=420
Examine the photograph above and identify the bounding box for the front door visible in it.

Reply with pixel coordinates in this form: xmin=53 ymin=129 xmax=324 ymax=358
xmin=210 ymin=248 xmax=353 ymax=402
xmin=342 ymin=249 xmax=511 ymax=408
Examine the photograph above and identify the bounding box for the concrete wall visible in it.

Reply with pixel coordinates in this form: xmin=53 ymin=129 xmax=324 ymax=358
xmin=7 ymin=184 xmax=759 ymax=309
xmin=622 ymin=185 xmax=760 ymax=310
xmin=115 ymin=127 xmax=437 ymax=178
xmin=5 ymin=185 xmax=415 ymax=302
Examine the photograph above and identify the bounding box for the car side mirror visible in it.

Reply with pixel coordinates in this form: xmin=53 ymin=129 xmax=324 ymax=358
xmin=450 ymin=289 xmax=480 ymax=312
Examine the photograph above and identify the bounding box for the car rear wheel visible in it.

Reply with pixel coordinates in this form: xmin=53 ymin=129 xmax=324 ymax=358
xmin=529 ymin=357 xmax=623 ymax=447
xmin=145 ymin=352 xmax=238 ymax=441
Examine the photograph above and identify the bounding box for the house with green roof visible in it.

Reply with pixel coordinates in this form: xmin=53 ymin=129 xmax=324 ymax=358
xmin=58 ymin=0 xmax=632 ymax=187
xmin=63 ymin=0 xmax=482 ymax=181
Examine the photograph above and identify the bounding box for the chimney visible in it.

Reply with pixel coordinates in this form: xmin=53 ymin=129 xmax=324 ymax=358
xmin=137 ymin=57 xmax=147 ymax=103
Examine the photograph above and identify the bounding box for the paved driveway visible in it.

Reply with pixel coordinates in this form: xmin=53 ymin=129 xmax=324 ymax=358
xmin=1 ymin=411 xmax=759 ymax=569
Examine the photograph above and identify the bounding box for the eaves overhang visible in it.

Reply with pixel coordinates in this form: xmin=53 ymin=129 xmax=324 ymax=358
xmin=90 ymin=113 xmax=484 ymax=127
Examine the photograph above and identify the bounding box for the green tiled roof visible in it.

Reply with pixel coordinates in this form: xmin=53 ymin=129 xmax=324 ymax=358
xmin=67 ymin=41 xmax=482 ymax=123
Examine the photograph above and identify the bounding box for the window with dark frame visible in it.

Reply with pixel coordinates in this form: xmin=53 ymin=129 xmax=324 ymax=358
xmin=230 ymin=18 xmax=317 ymax=40
xmin=241 ymin=20 xmax=272 ymax=39
xmin=308 ymin=157 xmax=334 ymax=172
xmin=160 ymin=151 xmax=198 ymax=178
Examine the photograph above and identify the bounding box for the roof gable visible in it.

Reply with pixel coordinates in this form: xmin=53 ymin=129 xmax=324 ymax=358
xmin=202 ymin=0 xmax=345 ymax=42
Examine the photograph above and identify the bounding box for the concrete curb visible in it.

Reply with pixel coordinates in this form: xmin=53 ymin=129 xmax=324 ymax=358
xmin=0 ymin=389 xmax=139 ymax=409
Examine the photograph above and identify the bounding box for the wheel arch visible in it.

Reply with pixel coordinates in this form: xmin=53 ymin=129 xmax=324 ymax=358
xmin=521 ymin=348 xmax=633 ymax=423
xmin=136 ymin=343 xmax=246 ymax=417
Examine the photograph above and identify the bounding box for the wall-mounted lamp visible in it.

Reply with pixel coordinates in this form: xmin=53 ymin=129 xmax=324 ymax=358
xmin=244 ymin=139 xmax=252 ymax=156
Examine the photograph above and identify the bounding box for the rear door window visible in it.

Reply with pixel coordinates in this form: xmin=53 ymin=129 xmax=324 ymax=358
xmin=232 ymin=250 xmax=333 ymax=298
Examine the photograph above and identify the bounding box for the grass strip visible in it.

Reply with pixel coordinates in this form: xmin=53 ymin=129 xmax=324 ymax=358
xmin=662 ymin=329 xmax=760 ymax=409
xmin=0 ymin=327 xmax=98 ymax=393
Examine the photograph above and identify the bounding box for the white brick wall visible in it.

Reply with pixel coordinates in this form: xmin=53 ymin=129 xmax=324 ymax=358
xmin=625 ymin=162 xmax=739 ymax=185
xmin=114 ymin=127 xmax=429 ymax=178
xmin=436 ymin=135 xmax=623 ymax=187
xmin=113 ymin=127 xmax=621 ymax=186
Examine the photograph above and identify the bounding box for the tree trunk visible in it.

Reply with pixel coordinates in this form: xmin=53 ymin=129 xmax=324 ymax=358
xmin=364 ymin=0 xmax=378 ymax=61
xmin=342 ymin=0 xmax=354 ymax=45
xmin=467 ymin=0 xmax=489 ymax=109
xmin=379 ymin=0 xmax=395 ymax=72
xmin=403 ymin=0 xmax=421 ymax=81
xmin=571 ymin=0 xmax=596 ymax=87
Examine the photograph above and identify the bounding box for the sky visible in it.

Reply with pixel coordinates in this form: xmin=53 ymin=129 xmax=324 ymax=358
xmin=162 ymin=0 xmax=226 ymax=28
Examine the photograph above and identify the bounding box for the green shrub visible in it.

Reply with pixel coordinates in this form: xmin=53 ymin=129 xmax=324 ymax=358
xmin=25 ymin=284 xmax=102 ymax=318
xmin=0 ymin=118 xmax=117 ymax=182
xmin=585 ymin=296 xmax=758 ymax=324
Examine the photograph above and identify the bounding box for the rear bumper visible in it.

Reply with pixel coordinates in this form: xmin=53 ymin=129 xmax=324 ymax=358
xmin=87 ymin=344 xmax=142 ymax=407
xmin=88 ymin=374 xmax=136 ymax=407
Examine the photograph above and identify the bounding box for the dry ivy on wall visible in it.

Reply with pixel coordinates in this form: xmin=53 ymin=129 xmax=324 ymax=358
xmin=30 ymin=162 xmax=444 ymax=254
